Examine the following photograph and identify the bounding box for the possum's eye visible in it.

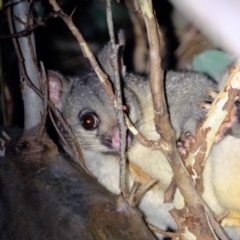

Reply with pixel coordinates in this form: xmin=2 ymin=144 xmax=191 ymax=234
xmin=80 ymin=113 xmax=99 ymax=130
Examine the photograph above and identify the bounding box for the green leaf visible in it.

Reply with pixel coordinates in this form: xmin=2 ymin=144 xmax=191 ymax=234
xmin=193 ymin=50 xmax=231 ymax=80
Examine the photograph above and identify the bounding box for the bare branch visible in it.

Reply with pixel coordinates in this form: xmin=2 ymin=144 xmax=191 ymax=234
xmin=37 ymin=62 xmax=48 ymax=141
xmin=125 ymin=115 xmax=159 ymax=148
xmin=48 ymin=109 xmax=90 ymax=177
xmin=7 ymin=2 xmax=91 ymax=176
xmin=48 ymin=0 xmax=155 ymax=185
xmin=49 ymin=0 xmax=117 ymax=106
xmin=26 ymin=78 xmax=92 ymax=176
xmin=148 ymin=223 xmax=180 ymax=239
xmin=133 ymin=179 xmax=158 ymax=204
xmin=28 ymin=34 xmax=44 ymax=92
xmin=0 ymin=13 xmax=55 ymax=39
xmin=127 ymin=182 xmax=139 ymax=206
xmin=136 ymin=0 xmax=226 ymax=239
xmin=48 ymin=1 xmax=158 ymax=167
xmin=106 ymin=0 xmax=128 ymax=197
xmin=8 ymin=1 xmax=43 ymax=131
xmin=2 ymin=130 xmax=12 ymax=141
xmin=127 ymin=179 xmax=158 ymax=207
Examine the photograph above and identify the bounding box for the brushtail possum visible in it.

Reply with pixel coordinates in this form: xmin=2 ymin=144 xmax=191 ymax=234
xmin=48 ymin=43 xmax=240 ymax=239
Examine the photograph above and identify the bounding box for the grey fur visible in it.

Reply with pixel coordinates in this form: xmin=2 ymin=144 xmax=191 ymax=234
xmin=48 ymin=43 xmax=240 ymax=239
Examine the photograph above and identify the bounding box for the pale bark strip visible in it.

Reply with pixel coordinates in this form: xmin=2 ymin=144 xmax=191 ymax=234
xmin=137 ymin=0 xmax=227 ymax=239
xmin=203 ymin=64 xmax=240 ymax=156
xmin=106 ymin=0 xmax=128 ymax=197
xmin=12 ymin=1 xmax=43 ymax=131
xmin=185 ymin=63 xmax=240 ymax=189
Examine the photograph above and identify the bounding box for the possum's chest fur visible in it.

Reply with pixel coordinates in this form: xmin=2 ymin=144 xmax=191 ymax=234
xmin=202 ymin=136 xmax=240 ymax=240
xmin=202 ymin=136 xmax=240 ymax=216
xmin=83 ymin=151 xmax=121 ymax=194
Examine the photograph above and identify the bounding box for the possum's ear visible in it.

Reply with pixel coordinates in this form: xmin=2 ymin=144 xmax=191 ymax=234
xmin=97 ymin=42 xmax=115 ymax=81
xmin=47 ymin=71 xmax=66 ymax=111
xmin=97 ymin=30 xmax=126 ymax=81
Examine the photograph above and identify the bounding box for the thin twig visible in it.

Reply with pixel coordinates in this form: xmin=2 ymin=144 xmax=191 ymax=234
xmin=35 ymin=83 xmax=92 ymax=176
xmin=48 ymin=0 xmax=156 ymax=180
xmin=137 ymin=0 xmax=226 ymax=239
xmin=7 ymin=6 xmax=90 ymax=175
xmin=48 ymin=0 xmax=158 ymax=155
xmin=26 ymin=0 xmax=33 ymax=27
xmin=1 ymin=12 xmax=56 ymax=39
xmin=37 ymin=62 xmax=48 ymax=141
xmin=48 ymin=110 xmax=91 ymax=176
xmin=125 ymin=115 xmax=159 ymax=148
xmin=148 ymin=223 xmax=180 ymax=238
xmin=49 ymin=0 xmax=117 ymax=106
xmin=70 ymin=6 xmax=77 ymax=18
xmin=203 ymin=203 xmax=229 ymax=240
xmin=164 ymin=177 xmax=177 ymax=203
xmin=7 ymin=7 xmax=24 ymax=69
xmin=27 ymin=30 xmax=43 ymax=92
xmin=134 ymin=179 xmax=158 ymax=204
xmin=106 ymin=0 xmax=128 ymax=197
xmin=215 ymin=211 xmax=229 ymax=223
xmin=2 ymin=130 xmax=12 ymax=141
xmin=127 ymin=182 xmax=139 ymax=207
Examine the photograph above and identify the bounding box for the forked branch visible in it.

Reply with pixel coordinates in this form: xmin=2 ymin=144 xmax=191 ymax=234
xmin=136 ymin=0 xmax=228 ymax=239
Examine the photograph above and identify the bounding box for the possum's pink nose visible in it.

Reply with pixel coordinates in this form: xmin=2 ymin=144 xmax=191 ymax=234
xmin=111 ymin=126 xmax=132 ymax=150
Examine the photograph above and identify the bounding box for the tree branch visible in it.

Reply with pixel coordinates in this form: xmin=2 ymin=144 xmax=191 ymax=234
xmin=106 ymin=0 xmax=128 ymax=197
xmin=8 ymin=1 xmax=43 ymax=131
xmin=136 ymin=0 xmax=227 ymax=239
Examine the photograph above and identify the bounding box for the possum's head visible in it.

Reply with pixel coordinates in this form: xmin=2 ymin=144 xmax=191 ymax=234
xmin=47 ymin=68 xmax=140 ymax=159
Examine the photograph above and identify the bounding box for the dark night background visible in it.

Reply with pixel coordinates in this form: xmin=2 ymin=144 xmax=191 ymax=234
xmin=0 ymin=0 xmax=214 ymax=128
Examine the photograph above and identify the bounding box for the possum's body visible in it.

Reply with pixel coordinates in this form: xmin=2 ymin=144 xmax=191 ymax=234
xmin=48 ymin=43 xmax=240 ymax=239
